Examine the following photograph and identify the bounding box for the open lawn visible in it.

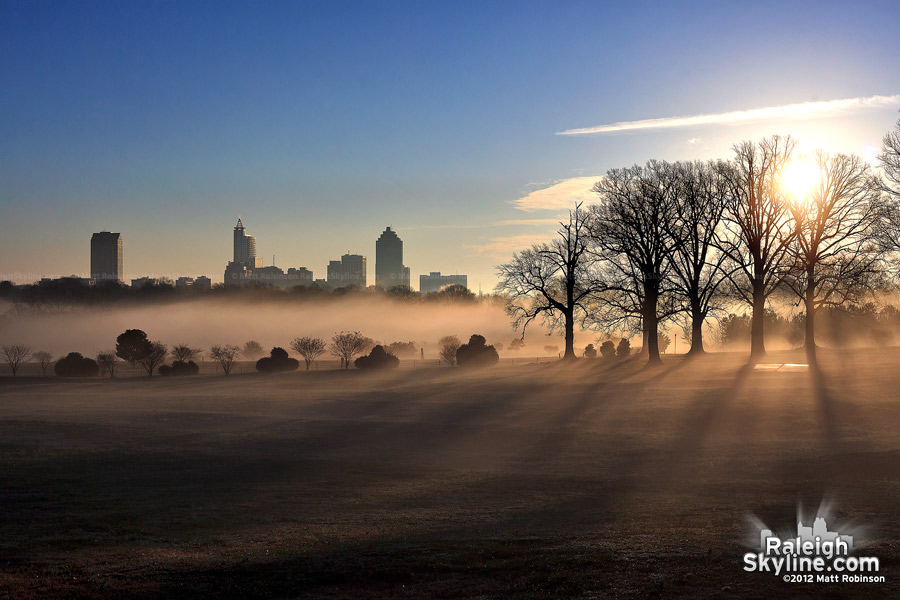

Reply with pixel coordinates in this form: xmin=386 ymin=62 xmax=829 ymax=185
xmin=2 ymin=349 xmax=899 ymax=598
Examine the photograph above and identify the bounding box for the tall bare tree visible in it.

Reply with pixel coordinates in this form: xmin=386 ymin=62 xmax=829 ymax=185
xmin=589 ymin=161 xmax=680 ymax=365
xmin=721 ymin=135 xmax=796 ymax=359
xmin=879 ymin=115 xmax=900 ymax=200
xmin=496 ymin=204 xmax=601 ymax=360
xmin=667 ymin=160 xmax=734 ymax=354
xmin=2 ymin=344 xmax=31 ymax=376
xmin=784 ymin=152 xmax=885 ymax=364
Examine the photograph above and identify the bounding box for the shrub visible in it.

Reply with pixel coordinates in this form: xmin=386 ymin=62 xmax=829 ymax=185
xmin=256 ymin=347 xmax=300 ymax=373
xmin=354 ymin=345 xmax=400 ymax=370
xmin=617 ymin=338 xmax=631 ymax=359
xmin=600 ymin=340 xmax=616 ymax=359
xmin=159 ymin=360 xmax=200 ymax=376
xmin=583 ymin=344 xmax=597 ymax=359
xmin=116 ymin=329 xmax=151 ymax=365
xmin=54 ymin=352 xmax=99 ymax=377
xmin=386 ymin=341 xmax=418 ymax=358
xmin=438 ymin=335 xmax=461 ymax=366
xmin=456 ymin=334 xmax=499 ymax=368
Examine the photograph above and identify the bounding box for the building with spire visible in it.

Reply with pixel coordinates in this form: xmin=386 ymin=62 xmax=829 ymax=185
xmin=375 ymin=227 xmax=410 ymax=289
xmin=224 ymin=217 xmax=314 ymax=287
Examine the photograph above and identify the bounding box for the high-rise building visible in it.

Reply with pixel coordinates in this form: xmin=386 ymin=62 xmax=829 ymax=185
xmin=419 ymin=272 xmax=467 ymax=294
xmin=327 ymin=253 xmax=367 ymax=288
xmin=225 ymin=217 xmax=313 ymax=287
xmin=375 ymin=227 xmax=410 ymax=289
xmin=232 ymin=217 xmax=262 ymax=268
xmin=90 ymin=231 xmax=123 ymax=282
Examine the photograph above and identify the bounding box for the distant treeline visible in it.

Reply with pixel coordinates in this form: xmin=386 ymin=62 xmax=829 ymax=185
xmin=0 ymin=279 xmax=503 ymax=310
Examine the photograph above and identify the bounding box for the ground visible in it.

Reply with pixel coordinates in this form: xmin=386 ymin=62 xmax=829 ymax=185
xmin=1 ymin=349 xmax=899 ymax=598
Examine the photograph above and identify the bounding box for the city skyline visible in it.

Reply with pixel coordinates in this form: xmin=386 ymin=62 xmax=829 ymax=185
xmin=2 ymin=2 xmax=900 ymax=289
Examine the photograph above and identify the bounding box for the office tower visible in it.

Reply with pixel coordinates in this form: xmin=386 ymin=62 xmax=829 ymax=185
xmin=375 ymin=227 xmax=410 ymax=289
xmin=90 ymin=231 xmax=123 ymax=282
xmin=326 ymin=254 xmax=367 ymax=288
xmin=419 ymin=272 xmax=467 ymax=294
xmin=233 ymin=217 xmax=261 ymax=267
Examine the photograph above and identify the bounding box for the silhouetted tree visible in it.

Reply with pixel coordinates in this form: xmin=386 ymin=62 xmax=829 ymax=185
xmin=330 ymin=331 xmax=369 ymax=370
xmin=617 ymin=338 xmax=631 ymax=359
xmin=96 ymin=350 xmax=119 ymax=378
xmin=290 ymin=336 xmax=327 ymax=370
xmin=657 ymin=332 xmax=671 ymax=354
xmin=543 ymin=345 xmax=560 ymax=356
xmin=589 ymin=162 xmax=681 ymax=365
xmin=139 ymin=342 xmax=167 ymax=377
xmin=600 ymin=340 xmax=616 ymax=359
xmin=583 ymin=343 xmax=597 ymax=358
xmin=430 ymin=284 xmax=477 ymax=303
xmin=2 ymin=344 xmax=30 ymax=376
xmin=171 ymin=344 xmax=203 ymax=363
xmin=33 ymin=350 xmax=53 ymax=377
xmin=256 ymin=347 xmax=300 ymax=372
xmin=508 ymin=338 xmax=526 ymax=352
xmin=210 ymin=344 xmax=240 ymax=375
xmin=720 ymin=136 xmax=796 ymax=359
xmin=386 ymin=341 xmax=417 ymax=358
xmin=497 ymin=204 xmax=602 ymax=360
xmin=456 ymin=334 xmax=499 ymax=368
xmin=159 ymin=360 xmax=200 ymax=376
xmin=54 ymin=352 xmax=99 ymax=377
xmin=667 ymin=160 xmax=733 ymax=354
xmin=438 ymin=335 xmax=461 ymax=366
xmin=241 ymin=340 xmax=265 ymax=361
xmin=880 ymin=115 xmax=900 ymax=200
xmin=784 ymin=151 xmax=885 ymax=363
xmin=355 ymin=345 xmax=400 ymax=369
xmin=116 ymin=329 xmax=151 ymax=366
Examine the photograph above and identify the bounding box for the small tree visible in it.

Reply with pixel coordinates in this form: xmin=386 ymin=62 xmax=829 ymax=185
xmin=241 ymin=340 xmax=265 ymax=361
xmin=508 ymin=338 xmax=526 ymax=352
xmin=355 ymin=345 xmax=400 ymax=369
xmin=330 ymin=331 xmax=369 ymax=369
xmin=256 ymin=347 xmax=300 ymax=373
xmin=386 ymin=341 xmax=418 ymax=358
xmin=657 ymin=333 xmax=671 ymax=354
xmin=617 ymin=338 xmax=631 ymax=359
xmin=2 ymin=345 xmax=31 ymax=377
xmin=210 ymin=344 xmax=241 ymax=375
xmin=139 ymin=342 xmax=167 ymax=377
xmin=600 ymin=340 xmax=616 ymax=359
xmin=290 ymin=336 xmax=327 ymax=370
xmin=33 ymin=351 xmax=53 ymax=377
xmin=171 ymin=344 xmax=203 ymax=363
xmin=55 ymin=352 xmax=99 ymax=377
xmin=456 ymin=334 xmax=500 ymax=368
xmin=116 ymin=329 xmax=151 ymax=366
xmin=438 ymin=335 xmax=461 ymax=366
xmin=96 ymin=350 xmax=119 ymax=378
xmin=583 ymin=344 xmax=597 ymax=359
xmin=543 ymin=345 xmax=560 ymax=356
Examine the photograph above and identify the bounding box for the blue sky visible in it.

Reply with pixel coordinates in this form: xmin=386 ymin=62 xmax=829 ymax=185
xmin=2 ymin=0 xmax=899 ymax=288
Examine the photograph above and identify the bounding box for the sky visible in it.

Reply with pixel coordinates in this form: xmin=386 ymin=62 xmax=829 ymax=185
xmin=2 ymin=0 xmax=900 ymax=289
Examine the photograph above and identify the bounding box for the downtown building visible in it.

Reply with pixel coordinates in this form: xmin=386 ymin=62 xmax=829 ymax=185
xmin=375 ymin=226 xmax=410 ymax=289
xmin=326 ymin=253 xmax=367 ymax=289
xmin=419 ymin=272 xmax=467 ymax=294
xmin=224 ymin=217 xmax=314 ymax=288
xmin=90 ymin=231 xmax=123 ymax=282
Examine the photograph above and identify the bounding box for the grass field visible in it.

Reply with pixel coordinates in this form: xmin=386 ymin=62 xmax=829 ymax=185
xmin=2 ymin=349 xmax=899 ymax=598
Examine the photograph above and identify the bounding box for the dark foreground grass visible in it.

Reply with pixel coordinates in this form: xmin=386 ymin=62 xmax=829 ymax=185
xmin=2 ymin=348 xmax=900 ymax=598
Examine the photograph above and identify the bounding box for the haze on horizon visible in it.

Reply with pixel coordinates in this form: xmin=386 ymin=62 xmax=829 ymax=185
xmin=2 ymin=1 xmax=899 ymax=288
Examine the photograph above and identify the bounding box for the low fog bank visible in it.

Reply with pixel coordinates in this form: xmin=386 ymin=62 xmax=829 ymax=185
xmin=0 ymin=297 xmax=574 ymax=359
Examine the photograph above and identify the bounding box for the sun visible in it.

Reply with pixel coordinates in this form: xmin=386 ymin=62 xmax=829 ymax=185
xmin=781 ymin=158 xmax=821 ymax=202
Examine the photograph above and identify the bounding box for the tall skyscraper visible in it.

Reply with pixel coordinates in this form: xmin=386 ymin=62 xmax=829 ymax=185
xmin=90 ymin=231 xmax=123 ymax=282
xmin=375 ymin=227 xmax=410 ymax=289
xmin=233 ymin=217 xmax=261 ymax=267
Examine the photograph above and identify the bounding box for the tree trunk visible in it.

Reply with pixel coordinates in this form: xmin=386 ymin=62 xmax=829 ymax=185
xmin=805 ymin=270 xmax=817 ymax=365
xmin=688 ymin=307 xmax=706 ymax=355
xmin=644 ymin=284 xmax=662 ymax=365
xmin=562 ymin=308 xmax=576 ymax=360
xmin=750 ymin=279 xmax=767 ymax=360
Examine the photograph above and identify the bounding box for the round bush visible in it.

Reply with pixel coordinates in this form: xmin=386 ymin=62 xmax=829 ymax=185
xmin=354 ymin=345 xmax=400 ymax=369
xmin=159 ymin=360 xmax=200 ymax=376
xmin=456 ymin=334 xmax=499 ymax=368
xmin=256 ymin=347 xmax=300 ymax=373
xmin=54 ymin=352 xmax=100 ymax=377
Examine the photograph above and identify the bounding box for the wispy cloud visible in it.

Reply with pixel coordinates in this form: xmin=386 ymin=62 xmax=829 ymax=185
xmin=511 ymin=176 xmax=602 ymax=212
xmin=497 ymin=218 xmax=562 ymax=226
xmin=557 ymin=94 xmax=900 ymax=136
xmin=464 ymin=233 xmax=555 ymax=259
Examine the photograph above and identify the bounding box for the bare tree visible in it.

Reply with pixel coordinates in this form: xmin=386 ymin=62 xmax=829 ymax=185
xmin=171 ymin=344 xmax=203 ymax=363
xmin=721 ymin=135 xmax=797 ymax=359
xmin=438 ymin=335 xmax=461 ymax=366
xmin=879 ymin=115 xmax=900 ymax=200
xmin=33 ymin=351 xmax=53 ymax=377
xmin=667 ymin=160 xmax=734 ymax=354
xmin=139 ymin=342 xmax=167 ymax=377
xmin=784 ymin=152 xmax=885 ymax=364
xmin=290 ymin=336 xmax=327 ymax=370
xmin=496 ymin=204 xmax=602 ymax=360
xmin=2 ymin=344 xmax=31 ymax=376
xmin=330 ymin=331 xmax=369 ymax=369
xmin=589 ymin=161 xmax=681 ymax=365
xmin=210 ymin=344 xmax=241 ymax=375
xmin=241 ymin=340 xmax=265 ymax=361
xmin=97 ymin=350 xmax=120 ymax=378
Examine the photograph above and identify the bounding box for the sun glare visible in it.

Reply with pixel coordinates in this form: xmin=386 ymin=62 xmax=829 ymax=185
xmin=781 ymin=158 xmax=821 ymax=201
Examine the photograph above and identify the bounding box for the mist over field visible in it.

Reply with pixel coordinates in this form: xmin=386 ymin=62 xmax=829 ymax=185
xmin=0 ymin=297 xmax=574 ymax=357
